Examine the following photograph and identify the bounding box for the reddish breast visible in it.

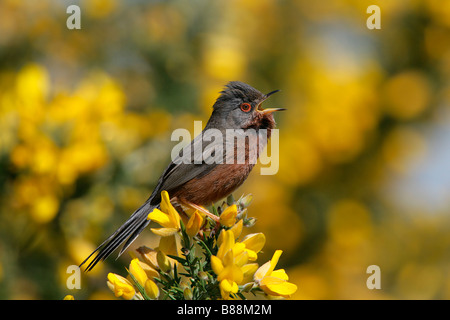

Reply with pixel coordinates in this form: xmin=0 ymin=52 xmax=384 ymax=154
xmin=172 ymin=163 xmax=254 ymax=205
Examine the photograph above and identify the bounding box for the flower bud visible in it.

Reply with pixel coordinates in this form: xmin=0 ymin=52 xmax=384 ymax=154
xmin=244 ymin=217 xmax=257 ymax=228
xmin=219 ymin=204 xmax=237 ymax=227
xmin=183 ymin=287 xmax=193 ymax=300
xmin=198 ymin=271 xmax=209 ymax=281
xmin=186 ymin=210 xmax=204 ymax=237
xmin=136 ymin=246 xmax=159 ymax=270
xmin=144 ymin=279 xmax=160 ymax=300
xmin=157 ymin=250 xmax=171 ymax=273
xmin=226 ymin=194 xmax=235 ymax=206
xmin=239 ymin=194 xmax=253 ymax=208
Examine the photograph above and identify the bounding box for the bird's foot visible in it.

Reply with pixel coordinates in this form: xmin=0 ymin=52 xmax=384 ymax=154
xmin=174 ymin=198 xmax=220 ymax=224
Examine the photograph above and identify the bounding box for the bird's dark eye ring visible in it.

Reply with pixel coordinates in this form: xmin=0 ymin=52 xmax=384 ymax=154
xmin=240 ymin=103 xmax=252 ymax=112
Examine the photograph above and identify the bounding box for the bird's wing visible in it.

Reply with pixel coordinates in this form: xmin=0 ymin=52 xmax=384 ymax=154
xmin=149 ymin=129 xmax=224 ymax=202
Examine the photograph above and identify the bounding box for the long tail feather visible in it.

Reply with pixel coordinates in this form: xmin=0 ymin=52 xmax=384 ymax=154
xmin=80 ymin=201 xmax=156 ymax=272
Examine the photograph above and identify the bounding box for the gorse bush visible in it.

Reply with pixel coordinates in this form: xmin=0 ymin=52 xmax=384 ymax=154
xmin=106 ymin=191 xmax=297 ymax=300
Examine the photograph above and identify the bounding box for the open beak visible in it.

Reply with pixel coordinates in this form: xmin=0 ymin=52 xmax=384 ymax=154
xmin=259 ymin=107 xmax=286 ymax=115
xmin=257 ymin=89 xmax=286 ymax=114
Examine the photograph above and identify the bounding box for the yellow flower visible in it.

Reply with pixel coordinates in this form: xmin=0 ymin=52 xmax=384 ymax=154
xmin=211 ymin=255 xmax=225 ymax=275
xmin=232 ymin=242 xmax=249 ymax=267
xmin=211 ymin=230 xmax=249 ymax=299
xmin=63 ymin=295 xmax=74 ymax=300
xmin=217 ymin=230 xmax=265 ymax=263
xmin=147 ymin=191 xmax=181 ymax=236
xmin=216 ymin=229 xmax=235 ymax=261
xmin=219 ymin=204 xmax=237 ymax=227
xmin=254 ymin=250 xmax=297 ymax=298
xmin=107 ymin=273 xmax=136 ymax=300
xmin=220 ymin=279 xmax=239 ymax=299
xmin=30 ymin=194 xmax=59 ymax=224
xmin=241 ymin=233 xmax=266 ymax=261
xmin=211 ymin=252 xmax=243 ymax=300
xmin=186 ymin=210 xmax=204 ymax=237
xmin=144 ymin=278 xmax=160 ymax=299
xmin=129 ymin=258 xmax=148 ymax=287
xmin=229 ymin=219 xmax=243 ymax=238
xmin=127 ymin=259 xmax=160 ymax=299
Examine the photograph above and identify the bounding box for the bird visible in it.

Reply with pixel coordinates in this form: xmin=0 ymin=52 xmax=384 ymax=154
xmin=80 ymin=81 xmax=285 ymax=271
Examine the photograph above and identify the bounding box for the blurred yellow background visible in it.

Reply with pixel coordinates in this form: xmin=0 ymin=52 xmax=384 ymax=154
xmin=1 ymin=0 xmax=450 ymax=299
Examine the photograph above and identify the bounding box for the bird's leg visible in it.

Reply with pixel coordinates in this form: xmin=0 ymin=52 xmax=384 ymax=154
xmin=174 ymin=198 xmax=220 ymax=223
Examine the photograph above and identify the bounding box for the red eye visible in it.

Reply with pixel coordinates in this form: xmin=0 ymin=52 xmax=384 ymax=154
xmin=240 ymin=103 xmax=252 ymax=112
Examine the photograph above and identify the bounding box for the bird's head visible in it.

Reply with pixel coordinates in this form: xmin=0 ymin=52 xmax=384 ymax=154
xmin=208 ymin=81 xmax=285 ymax=130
